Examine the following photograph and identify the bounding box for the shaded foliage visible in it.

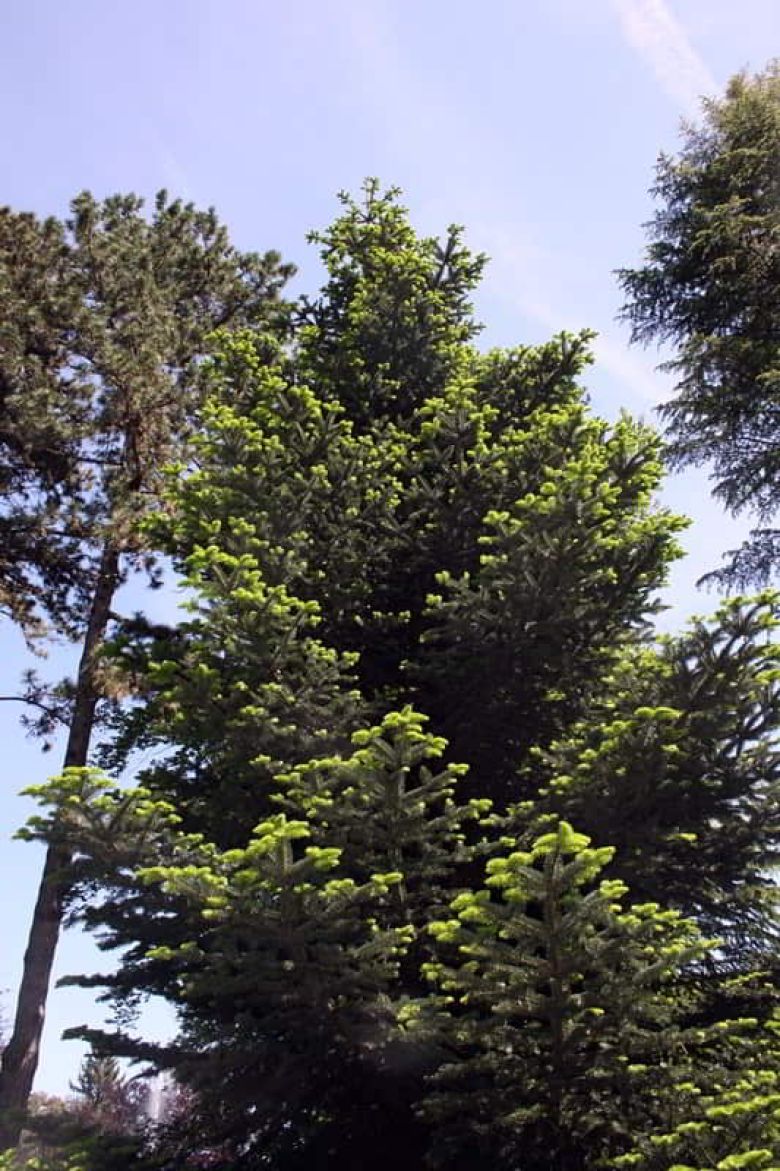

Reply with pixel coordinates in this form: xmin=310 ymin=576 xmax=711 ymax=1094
xmin=618 ymin=62 xmax=780 ymax=586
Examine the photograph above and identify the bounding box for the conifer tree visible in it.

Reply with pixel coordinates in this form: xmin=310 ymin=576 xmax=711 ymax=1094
xmin=108 ymin=186 xmax=686 ymax=814
xmin=531 ymin=594 xmax=780 ymax=965
xmin=618 ymin=63 xmax=780 ymax=586
xmin=69 ymin=1049 xmax=146 ymax=1135
xmin=22 ymin=765 xmax=423 ymax=1167
xmin=0 ymin=191 xmax=292 ymax=1142
xmin=609 ymin=1017 xmax=780 ymax=1171
xmin=135 ymin=813 xmax=414 ymax=1166
xmin=277 ymin=707 xmax=492 ymax=926
xmin=421 ymin=822 xmax=724 ymax=1171
xmin=49 ymin=185 xmax=686 ymax=1160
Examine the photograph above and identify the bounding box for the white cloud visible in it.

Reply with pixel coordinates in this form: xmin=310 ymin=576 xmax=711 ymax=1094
xmin=609 ymin=0 xmax=717 ymax=112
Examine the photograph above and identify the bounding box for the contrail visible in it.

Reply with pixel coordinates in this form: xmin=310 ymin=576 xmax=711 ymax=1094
xmin=609 ymin=0 xmax=717 ymax=113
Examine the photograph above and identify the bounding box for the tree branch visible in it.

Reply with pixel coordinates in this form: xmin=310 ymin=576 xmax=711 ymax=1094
xmin=0 ymin=695 xmax=70 ymax=726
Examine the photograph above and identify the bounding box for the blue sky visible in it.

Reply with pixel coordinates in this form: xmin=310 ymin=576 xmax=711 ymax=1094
xmin=1 ymin=0 xmax=777 ymax=1095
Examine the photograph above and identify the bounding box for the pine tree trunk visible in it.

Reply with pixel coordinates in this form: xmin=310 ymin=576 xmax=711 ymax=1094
xmin=0 ymin=541 xmax=120 ymax=1149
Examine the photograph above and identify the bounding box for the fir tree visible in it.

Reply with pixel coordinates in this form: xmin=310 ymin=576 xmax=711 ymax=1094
xmin=109 ymin=186 xmax=685 ymax=814
xmin=420 ymin=822 xmax=714 ymax=1170
xmin=530 ymin=594 xmax=780 ymax=966
xmin=618 ymin=63 xmax=780 ymax=587
xmin=277 ymin=707 xmax=492 ymax=926
xmin=50 ymin=185 xmax=688 ymax=1165
xmin=70 ymin=1049 xmax=146 ymax=1135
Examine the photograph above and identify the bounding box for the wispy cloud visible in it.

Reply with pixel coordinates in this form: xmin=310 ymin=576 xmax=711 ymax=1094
xmin=609 ymin=0 xmax=717 ymax=112
xmin=470 ymin=221 xmax=660 ymax=405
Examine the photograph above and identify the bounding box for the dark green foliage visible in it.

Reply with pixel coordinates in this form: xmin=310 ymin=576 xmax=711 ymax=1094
xmin=618 ymin=63 xmax=780 ymax=587
xmin=0 ymin=1049 xmax=153 ymax=1171
xmin=70 ymin=1052 xmax=124 ymax=1112
xmin=297 ymin=179 xmax=486 ymax=426
xmin=277 ymin=708 xmax=492 ymax=927
xmin=134 ymin=814 xmax=414 ymax=1165
xmin=0 ymin=190 xmax=292 ymax=642
xmin=101 ymin=523 xmax=362 ymax=848
xmin=69 ymin=1049 xmax=147 ymax=1135
xmin=609 ymin=1025 xmax=780 ymax=1171
xmin=22 ymin=755 xmax=434 ymax=1169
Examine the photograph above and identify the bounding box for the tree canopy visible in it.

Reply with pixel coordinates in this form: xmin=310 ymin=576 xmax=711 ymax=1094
xmin=618 ymin=62 xmax=780 ymax=587
xmin=3 ymin=181 xmax=779 ymax=1170
xmin=0 ymin=190 xmax=291 ymax=642
xmin=0 ymin=189 xmax=293 ymax=1142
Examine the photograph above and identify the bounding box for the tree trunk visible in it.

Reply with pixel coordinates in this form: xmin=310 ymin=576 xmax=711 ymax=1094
xmin=0 ymin=540 xmax=120 ymax=1149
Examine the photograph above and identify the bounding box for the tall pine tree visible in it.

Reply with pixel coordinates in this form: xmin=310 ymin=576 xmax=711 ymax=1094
xmin=0 ymin=190 xmax=292 ymax=1143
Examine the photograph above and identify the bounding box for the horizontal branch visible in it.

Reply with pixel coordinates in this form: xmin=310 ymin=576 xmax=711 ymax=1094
xmin=0 ymin=695 xmax=69 ymax=725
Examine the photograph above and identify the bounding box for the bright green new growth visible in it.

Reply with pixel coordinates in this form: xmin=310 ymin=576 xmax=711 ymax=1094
xmin=610 ymin=1026 xmax=780 ymax=1171
xmin=421 ymin=822 xmax=714 ymax=1169
xmin=529 ymin=593 xmax=780 ymax=958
